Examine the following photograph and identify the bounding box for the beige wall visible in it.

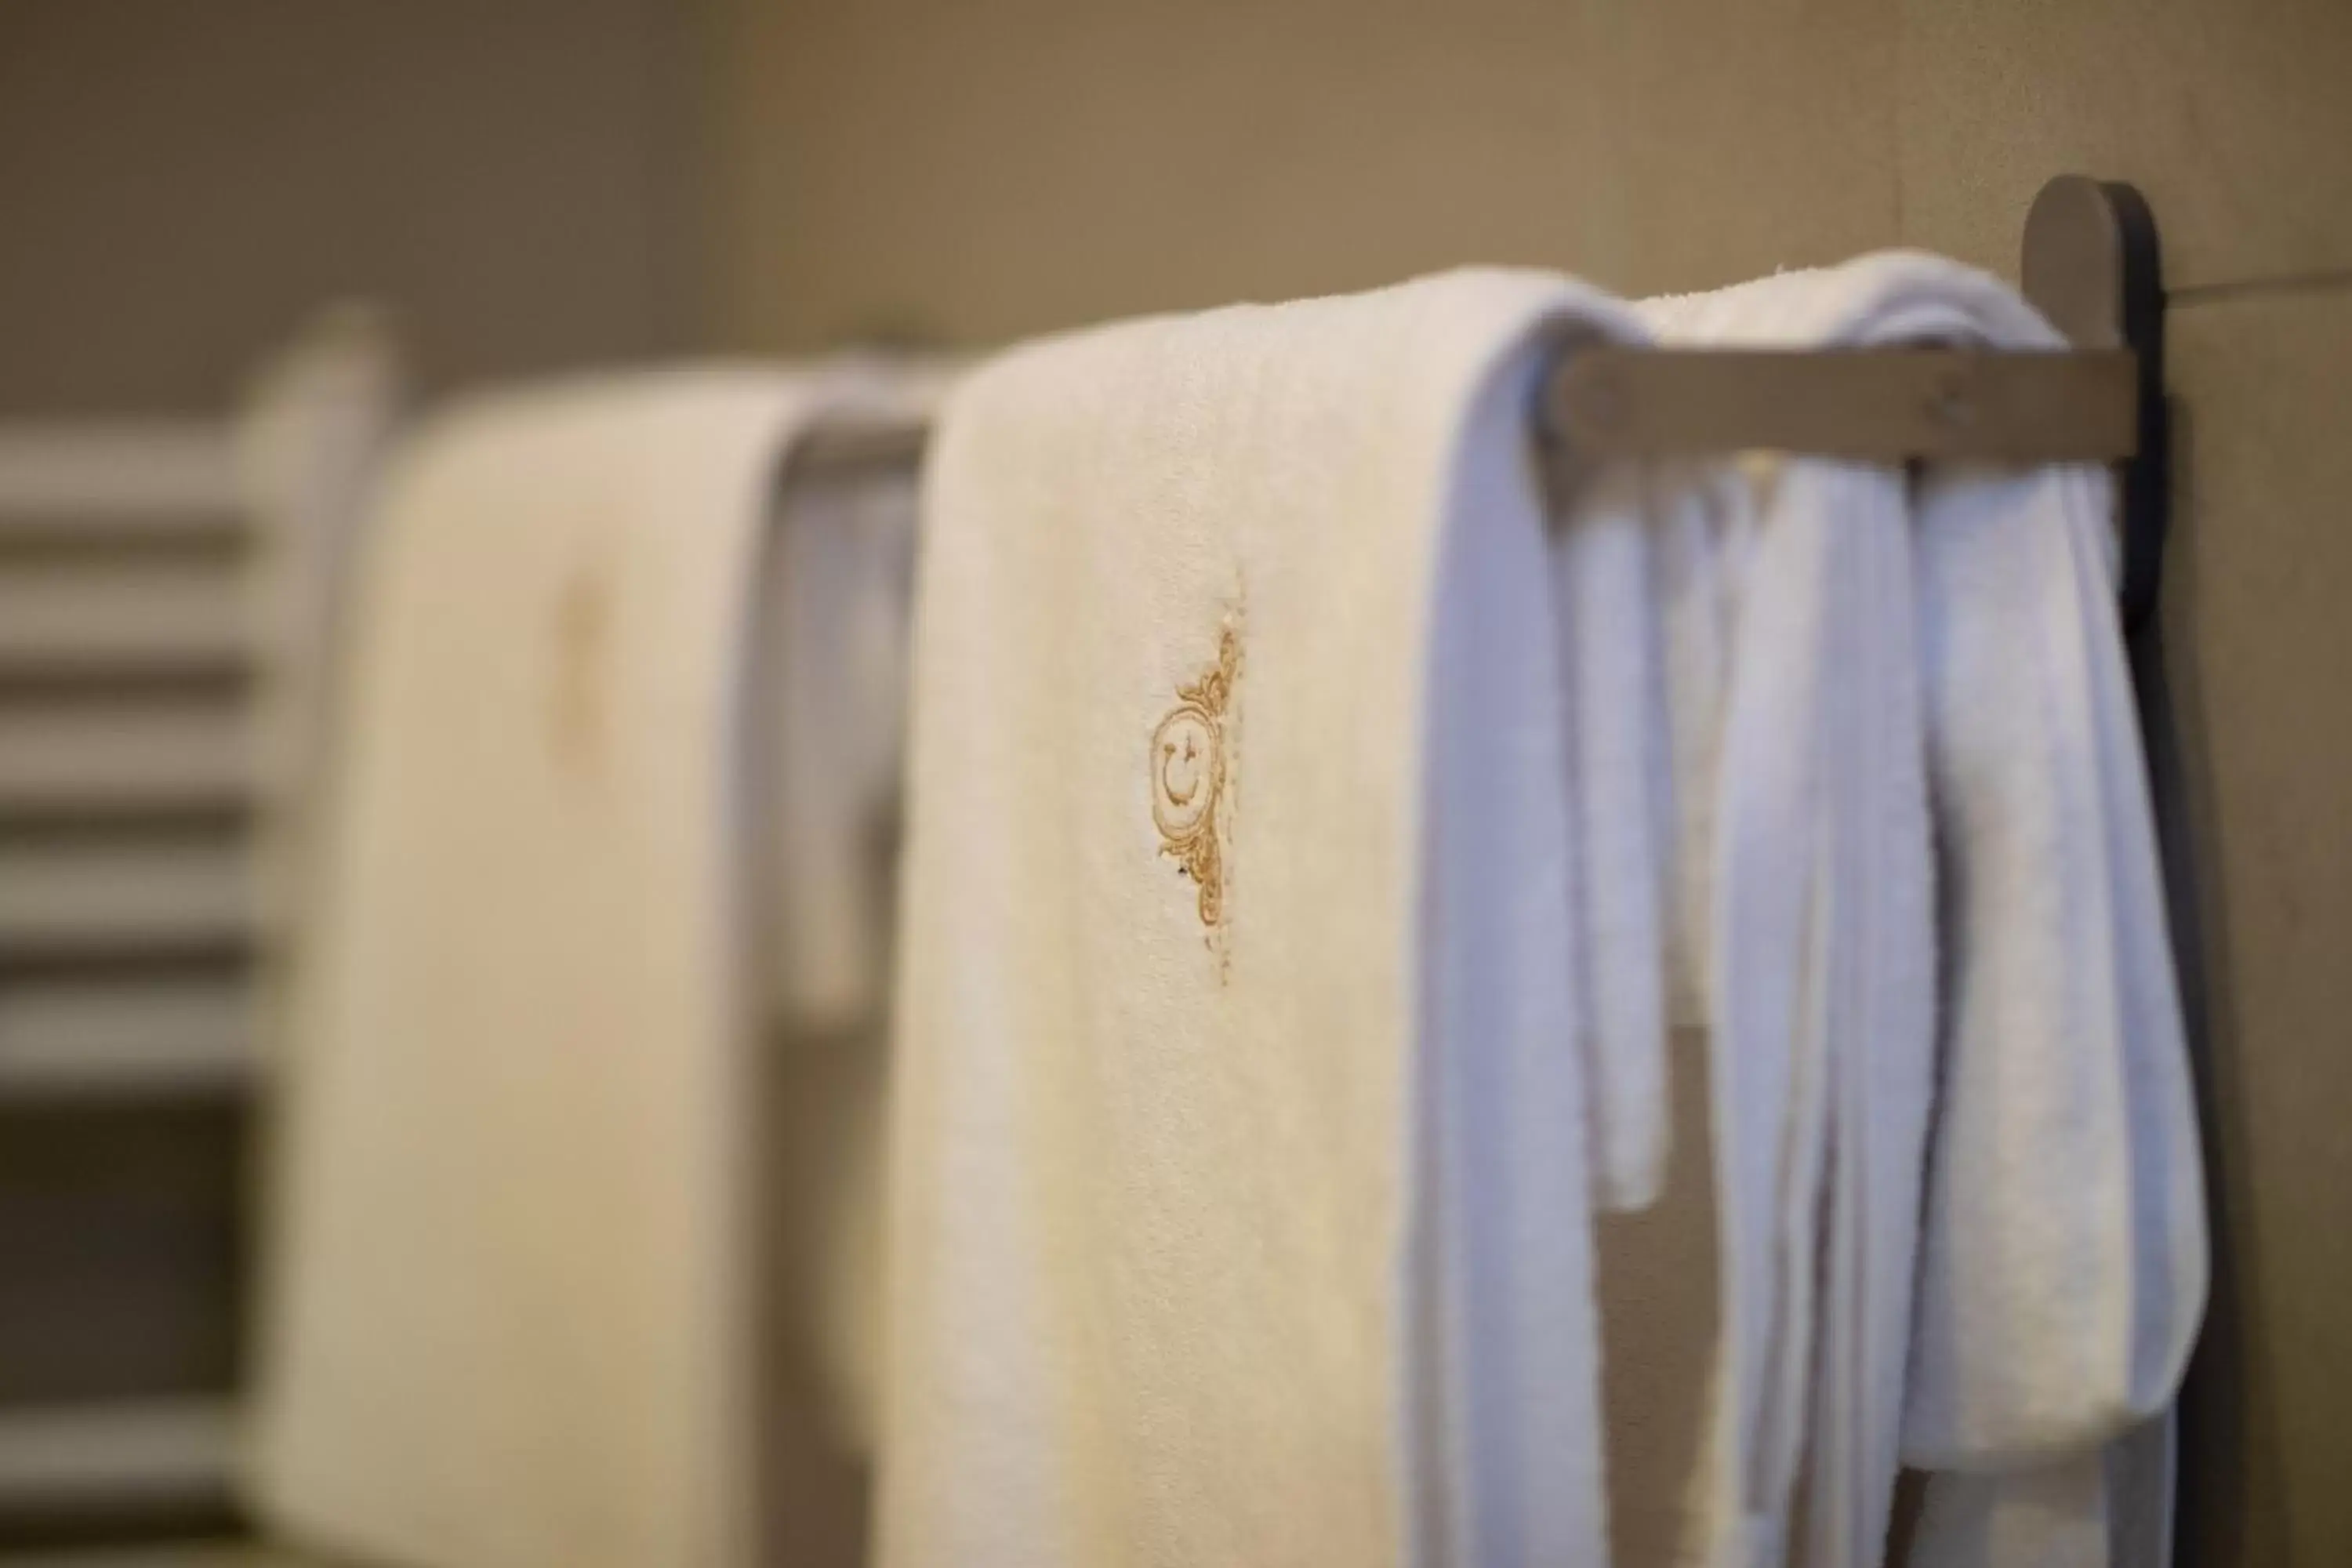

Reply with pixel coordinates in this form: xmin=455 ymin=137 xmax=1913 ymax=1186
xmin=708 ymin=0 xmax=2351 ymax=343
xmin=0 ymin=0 xmax=698 ymax=414
xmin=712 ymin=3 xmax=2352 ymax=1563
xmin=0 ymin=0 xmax=702 ymax=1462
xmin=6 ymin=2 xmax=2339 ymax=1558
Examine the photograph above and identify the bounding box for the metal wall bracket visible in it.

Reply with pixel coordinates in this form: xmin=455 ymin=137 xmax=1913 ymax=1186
xmin=1547 ymin=344 xmax=2140 ymax=464
xmin=2024 ymin=175 xmax=2170 ymax=633
xmin=791 ymin=176 xmax=2176 ymax=647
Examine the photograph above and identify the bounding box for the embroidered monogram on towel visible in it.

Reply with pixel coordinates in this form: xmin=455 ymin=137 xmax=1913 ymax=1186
xmin=1151 ymin=622 xmax=1239 ymax=933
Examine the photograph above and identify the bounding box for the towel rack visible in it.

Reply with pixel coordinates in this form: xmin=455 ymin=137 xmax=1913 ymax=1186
xmin=787 ymin=174 xmax=2205 ymax=1548
xmin=792 ymin=175 xmax=2168 ymax=628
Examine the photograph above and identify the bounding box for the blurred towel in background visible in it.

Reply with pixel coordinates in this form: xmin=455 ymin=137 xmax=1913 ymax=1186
xmin=249 ymin=361 xmax=938 ymax=1568
xmin=754 ymin=363 xmax=934 ymax=1476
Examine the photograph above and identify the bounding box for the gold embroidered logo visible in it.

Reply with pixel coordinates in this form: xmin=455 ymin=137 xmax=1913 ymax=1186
xmin=1151 ymin=623 xmax=1240 ymax=932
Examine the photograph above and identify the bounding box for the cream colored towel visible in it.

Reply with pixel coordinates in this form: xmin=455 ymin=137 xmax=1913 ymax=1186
xmin=252 ymin=365 xmax=933 ymax=1568
xmin=882 ymin=271 xmax=1660 ymax=1568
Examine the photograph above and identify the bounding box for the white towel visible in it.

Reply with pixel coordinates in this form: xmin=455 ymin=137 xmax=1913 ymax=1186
xmin=1706 ymin=452 xmax=1934 ymax=1568
xmin=1638 ymin=253 xmax=2205 ymax=1568
xmin=1906 ymin=456 xmax=2205 ymax=1467
xmin=1890 ymin=456 xmax=2204 ymax=1566
xmin=1638 ymin=267 xmax=1939 ymax=1568
xmin=1557 ymin=459 xmax=1677 ymax=1211
xmin=1902 ymin=1414 xmax=2175 ymax=1568
xmin=882 ymin=270 xmax=1661 ymax=1568
xmin=1856 ymin=276 xmax=2201 ymax=1568
xmin=763 ymin=358 xmax=953 ymax=1036
xmin=751 ymin=387 xmax=931 ymax=1475
xmin=1907 ymin=1451 xmax=2111 ymax=1568
xmin=252 ymin=365 xmax=935 ymax=1568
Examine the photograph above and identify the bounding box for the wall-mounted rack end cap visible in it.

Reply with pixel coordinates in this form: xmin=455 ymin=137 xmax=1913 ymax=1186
xmin=2025 ymin=174 xmax=2169 ymax=633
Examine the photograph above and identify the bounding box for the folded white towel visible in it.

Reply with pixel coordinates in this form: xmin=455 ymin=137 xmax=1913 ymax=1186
xmin=1906 ymin=457 xmax=2205 ymax=1467
xmin=1893 ymin=452 xmax=2204 ymax=1568
xmin=1709 ymin=452 xmax=1935 ymax=1568
xmin=1907 ymin=1450 xmax=2111 ymax=1568
xmin=1902 ymin=1413 xmax=2175 ymax=1568
xmin=252 ymin=365 xmax=936 ymax=1568
xmin=1556 ymin=460 xmax=1676 ymax=1211
xmin=1639 ymin=267 xmax=1939 ymax=1568
xmin=882 ymin=270 xmax=1659 ymax=1568
xmin=1639 ymin=253 xmax=2205 ymax=1568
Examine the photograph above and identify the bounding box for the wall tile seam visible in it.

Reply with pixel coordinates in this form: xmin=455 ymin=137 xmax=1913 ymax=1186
xmin=2170 ymin=269 xmax=2352 ymax=308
